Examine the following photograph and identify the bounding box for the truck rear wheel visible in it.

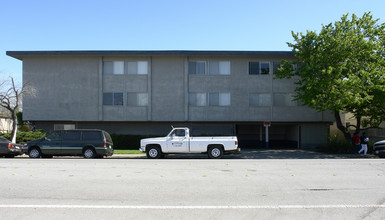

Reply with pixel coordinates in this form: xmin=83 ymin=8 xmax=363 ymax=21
xmin=147 ymin=146 xmax=162 ymax=159
xmin=208 ymin=146 xmax=223 ymax=159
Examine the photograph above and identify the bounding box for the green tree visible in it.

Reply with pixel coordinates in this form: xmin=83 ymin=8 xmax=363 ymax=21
xmin=276 ymin=12 xmax=385 ymax=141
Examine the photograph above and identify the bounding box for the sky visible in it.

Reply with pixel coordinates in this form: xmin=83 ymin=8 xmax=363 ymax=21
xmin=1 ymin=0 xmax=385 ymax=84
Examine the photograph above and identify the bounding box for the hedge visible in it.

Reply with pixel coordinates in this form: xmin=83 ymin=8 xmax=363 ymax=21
xmin=0 ymin=130 xmax=47 ymax=144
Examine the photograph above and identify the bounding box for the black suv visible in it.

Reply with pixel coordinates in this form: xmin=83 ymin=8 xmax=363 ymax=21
xmin=24 ymin=129 xmax=114 ymax=158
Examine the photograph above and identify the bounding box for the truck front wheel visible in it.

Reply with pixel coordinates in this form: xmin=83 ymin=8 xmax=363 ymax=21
xmin=146 ymin=146 xmax=162 ymax=159
xmin=208 ymin=146 xmax=223 ymax=159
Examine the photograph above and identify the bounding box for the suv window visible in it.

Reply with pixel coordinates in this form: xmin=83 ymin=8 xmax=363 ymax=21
xmin=0 ymin=137 xmax=9 ymax=142
xmin=82 ymin=131 xmax=102 ymax=141
xmin=103 ymin=131 xmax=113 ymax=143
xmin=46 ymin=131 xmax=62 ymax=141
xmin=63 ymin=131 xmax=81 ymax=141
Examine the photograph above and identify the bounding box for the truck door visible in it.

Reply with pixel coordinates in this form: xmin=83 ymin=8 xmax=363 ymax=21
xmin=167 ymin=129 xmax=189 ymax=153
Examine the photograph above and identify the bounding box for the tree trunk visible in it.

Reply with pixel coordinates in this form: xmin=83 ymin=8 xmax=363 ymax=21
xmin=355 ymin=116 xmax=361 ymax=134
xmin=334 ymin=110 xmax=352 ymax=141
xmin=10 ymin=110 xmax=17 ymax=143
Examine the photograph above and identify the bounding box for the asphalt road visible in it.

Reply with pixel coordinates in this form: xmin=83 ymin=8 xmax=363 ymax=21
xmin=1 ymin=158 xmax=384 ymax=219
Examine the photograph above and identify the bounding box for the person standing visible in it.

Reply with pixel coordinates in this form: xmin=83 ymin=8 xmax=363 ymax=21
xmin=358 ymin=132 xmax=369 ymax=156
xmin=352 ymin=132 xmax=360 ymax=154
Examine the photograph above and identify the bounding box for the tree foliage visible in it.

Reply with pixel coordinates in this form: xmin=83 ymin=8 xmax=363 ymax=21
xmin=276 ymin=12 xmax=385 ymax=140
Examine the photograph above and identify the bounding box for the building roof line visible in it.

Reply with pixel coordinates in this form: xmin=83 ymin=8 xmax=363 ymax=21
xmin=6 ymin=50 xmax=295 ymax=60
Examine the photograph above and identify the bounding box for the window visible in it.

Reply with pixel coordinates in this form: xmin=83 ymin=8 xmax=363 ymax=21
xmin=103 ymin=93 xmax=124 ymax=106
xmin=209 ymin=61 xmax=230 ymax=75
xmin=209 ymin=93 xmax=231 ymax=106
xmin=249 ymin=93 xmax=271 ymax=106
xmin=189 ymin=61 xmax=230 ymax=75
xmin=249 ymin=61 xmax=270 ymax=75
xmin=82 ymin=131 xmax=102 ymax=141
xmin=127 ymin=93 xmax=149 ymax=106
xmin=54 ymin=124 xmax=75 ymax=130
xmin=273 ymin=93 xmax=298 ymax=106
xmin=127 ymin=61 xmax=148 ymax=75
xmin=103 ymin=61 xmax=124 ymax=75
xmin=46 ymin=131 xmax=62 ymax=141
xmin=63 ymin=131 xmax=81 ymax=141
xmin=189 ymin=93 xmax=207 ymax=106
xmin=171 ymin=129 xmax=185 ymax=137
xmin=273 ymin=61 xmax=281 ymax=74
xmin=188 ymin=61 xmax=206 ymax=75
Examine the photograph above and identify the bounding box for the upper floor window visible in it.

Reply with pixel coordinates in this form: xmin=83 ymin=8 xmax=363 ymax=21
xmin=273 ymin=61 xmax=281 ymax=74
xmin=188 ymin=61 xmax=206 ymax=75
xmin=249 ymin=61 xmax=270 ymax=75
xmin=208 ymin=61 xmax=230 ymax=75
xmin=189 ymin=61 xmax=231 ymax=75
xmin=127 ymin=61 xmax=148 ymax=75
xmin=189 ymin=93 xmax=207 ymax=106
xmin=127 ymin=93 xmax=149 ymax=106
xmin=103 ymin=92 xmax=124 ymax=106
xmin=103 ymin=61 xmax=124 ymax=75
xmin=103 ymin=61 xmax=148 ymax=75
xmin=249 ymin=93 xmax=271 ymax=106
xmin=209 ymin=93 xmax=231 ymax=106
xmin=273 ymin=93 xmax=299 ymax=106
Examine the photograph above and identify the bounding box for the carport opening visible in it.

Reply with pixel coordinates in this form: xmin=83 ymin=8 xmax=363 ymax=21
xmin=236 ymin=124 xmax=299 ymax=149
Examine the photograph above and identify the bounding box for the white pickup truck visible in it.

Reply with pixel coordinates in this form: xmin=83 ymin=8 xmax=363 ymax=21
xmin=140 ymin=127 xmax=240 ymax=159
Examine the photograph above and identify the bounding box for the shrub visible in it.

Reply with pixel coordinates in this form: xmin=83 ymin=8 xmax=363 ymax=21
xmin=0 ymin=130 xmax=47 ymax=144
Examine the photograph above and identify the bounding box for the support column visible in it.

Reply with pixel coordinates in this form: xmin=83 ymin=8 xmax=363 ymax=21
xmin=260 ymin=125 xmax=263 ymax=147
xmin=264 ymin=122 xmax=271 ymax=148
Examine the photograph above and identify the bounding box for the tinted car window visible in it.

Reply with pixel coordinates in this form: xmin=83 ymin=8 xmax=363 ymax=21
xmin=46 ymin=131 xmax=62 ymax=141
xmin=82 ymin=131 xmax=102 ymax=141
xmin=0 ymin=137 xmax=10 ymax=143
xmin=103 ymin=131 xmax=113 ymax=143
xmin=63 ymin=131 xmax=81 ymax=141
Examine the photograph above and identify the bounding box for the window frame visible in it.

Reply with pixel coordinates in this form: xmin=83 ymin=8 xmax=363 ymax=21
xmin=249 ymin=93 xmax=272 ymax=107
xmin=273 ymin=93 xmax=299 ymax=107
xmin=103 ymin=61 xmax=125 ymax=75
xmin=103 ymin=92 xmax=124 ymax=106
xmin=127 ymin=92 xmax=149 ymax=107
xmin=188 ymin=61 xmax=207 ymax=75
xmin=188 ymin=93 xmax=207 ymax=106
xmin=249 ymin=61 xmax=271 ymax=75
xmin=208 ymin=92 xmax=231 ymax=107
xmin=208 ymin=61 xmax=231 ymax=75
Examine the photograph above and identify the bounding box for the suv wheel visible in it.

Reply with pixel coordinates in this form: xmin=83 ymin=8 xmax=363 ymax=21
xmin=29 ymin=148 xmax=41 ymax=158
xmin=83 ymin=148 xmax=95 ymax=159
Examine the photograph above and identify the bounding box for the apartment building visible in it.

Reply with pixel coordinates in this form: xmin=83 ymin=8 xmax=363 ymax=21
xmin=7 ymin=50 xmax=334 ymax=148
